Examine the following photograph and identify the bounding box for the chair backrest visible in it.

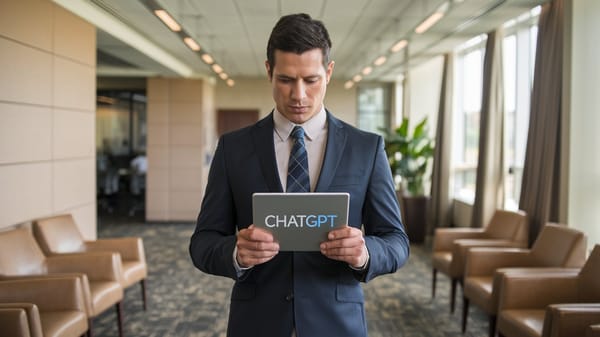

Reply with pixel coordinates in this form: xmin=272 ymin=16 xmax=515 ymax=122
xmin=578 ymin=245 xmax=600 ymax=302
xmin=485 ymin=209 xmax=528 ymax=243
xmin=0 ymin=227 xmax=47 ymax=276
xmin=530 ymin=223 xmax=587 ymax=267
xmin=32 ymin=214 xmax=85 ymax=255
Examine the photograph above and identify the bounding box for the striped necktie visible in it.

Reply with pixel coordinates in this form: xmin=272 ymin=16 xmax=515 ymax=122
xmin=286 ymin=126 xmax=310 ymax=192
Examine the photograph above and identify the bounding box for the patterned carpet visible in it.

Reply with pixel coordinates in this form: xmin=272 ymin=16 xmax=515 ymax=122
xmin=93 ymin=220 xmax=490 ymax=337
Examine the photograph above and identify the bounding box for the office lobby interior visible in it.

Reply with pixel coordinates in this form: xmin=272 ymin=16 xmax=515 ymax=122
xmin=1 ymin=0 xmax=600 ymax=336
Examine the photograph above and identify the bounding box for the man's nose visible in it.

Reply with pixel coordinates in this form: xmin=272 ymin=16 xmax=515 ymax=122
xmin=290 ymin=80 xmax=307 ymax=101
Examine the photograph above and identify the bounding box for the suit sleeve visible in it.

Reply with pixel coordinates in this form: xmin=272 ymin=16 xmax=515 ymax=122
xmin=361 ymin=136 xmax=410 ymax=282
xmin=189 ymin=136 xmax=239 ymax=280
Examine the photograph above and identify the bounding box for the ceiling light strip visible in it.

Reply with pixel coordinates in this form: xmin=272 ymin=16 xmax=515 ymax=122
xmin=52 ymin=0 xmax=194 ymax=77
xmin=143 ymin=0 xmax=234 ymax=85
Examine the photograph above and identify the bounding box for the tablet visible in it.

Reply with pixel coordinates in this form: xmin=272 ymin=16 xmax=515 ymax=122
xmin=252 ymin=192 xmax=350 ymax=251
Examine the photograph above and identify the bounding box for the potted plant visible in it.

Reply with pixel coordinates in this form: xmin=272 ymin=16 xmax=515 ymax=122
xmin=381 ymin=117 xmax=435 ymax=243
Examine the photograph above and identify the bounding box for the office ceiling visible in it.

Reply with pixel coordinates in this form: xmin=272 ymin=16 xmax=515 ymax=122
xmin=59 ymin=0 xmax=548 ymax=83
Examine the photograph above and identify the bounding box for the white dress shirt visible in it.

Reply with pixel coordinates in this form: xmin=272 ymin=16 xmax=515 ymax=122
xmin=273 ymin=107 xmax=328 ymax=192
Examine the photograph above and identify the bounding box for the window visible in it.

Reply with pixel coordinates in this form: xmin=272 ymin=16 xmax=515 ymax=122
xmin=502 ymin=7 xmax=539 ymax=210
xmin=451 ymin=35 xmax=486 ymax=203
xmin=357 ymin=84 xmax=391 ymax=134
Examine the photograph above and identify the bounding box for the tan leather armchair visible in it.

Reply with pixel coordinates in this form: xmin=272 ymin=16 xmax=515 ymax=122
xmin=431 ymin=209 xmax=528 ymax=312
xmin=0 ymin=227 xmax=124 ymax=337
xmin=462 ymin=223 xmax=587 ymax=336
xmin=33 ymin=214 xmax=148 ymax=310
xmin=496 ymin=244 xmax=600 ymax=337
xmin=0 ymin=277 xmax=88 ymax=337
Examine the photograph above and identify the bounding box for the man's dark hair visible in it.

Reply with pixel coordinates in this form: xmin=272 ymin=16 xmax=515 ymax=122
xmin=266 ymin=13 xmax=332 ymax=77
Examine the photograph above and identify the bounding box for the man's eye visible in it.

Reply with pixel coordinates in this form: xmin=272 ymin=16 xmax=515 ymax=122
xmin=305 ymin=78 xmax=319 ymax=84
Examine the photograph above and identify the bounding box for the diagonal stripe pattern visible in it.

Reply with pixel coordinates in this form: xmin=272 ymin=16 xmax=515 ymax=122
xmin=286 ymin=126 xmax=310 ymax=192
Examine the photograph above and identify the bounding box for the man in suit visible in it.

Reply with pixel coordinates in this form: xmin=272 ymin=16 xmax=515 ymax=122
xmin=190 ymin=13 xmax=409 ymax=337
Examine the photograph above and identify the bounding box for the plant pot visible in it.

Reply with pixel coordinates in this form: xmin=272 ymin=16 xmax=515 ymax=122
xmin=398 ymin=193 xmax=428 ymax=244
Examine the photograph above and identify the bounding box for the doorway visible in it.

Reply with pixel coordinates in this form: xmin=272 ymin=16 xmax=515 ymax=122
xmin=217 ymin=109 xmax=260 ymax=136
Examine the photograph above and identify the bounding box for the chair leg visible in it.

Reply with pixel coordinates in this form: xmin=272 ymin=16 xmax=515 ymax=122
xmin=432 ymin=268 xmax=437 ymax=298
xmin=488 ymin=314 xmax=497 ymax=337
xmin=462 ymin=296 xmax=469 ymax=333
xmin=87 ymin=318 xmax=93 ymax=337
xmin=450 ymin=278 xmax=458 ymax=313
xmin=140 ymin=279 xmax=147 ymax=310
xmin=116 ymin=301 xmax=124 ymax=337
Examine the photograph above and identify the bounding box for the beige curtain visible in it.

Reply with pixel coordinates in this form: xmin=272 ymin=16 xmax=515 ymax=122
xmin=471 ymin=29 xmax=505 ymax=228
xmin=428 ymin=53 xmax=453 ymax=234
xmin=519 ymin=0 xmax=565 ymax=245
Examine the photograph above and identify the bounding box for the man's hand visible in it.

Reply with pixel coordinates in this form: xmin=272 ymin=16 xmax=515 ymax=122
xmin=236 ymin=225 xmax=280 ymax=268
xmin=320 ymin=226 xmax=369 ymax=269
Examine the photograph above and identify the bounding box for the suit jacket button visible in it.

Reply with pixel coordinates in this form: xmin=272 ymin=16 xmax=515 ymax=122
xmin=285 ymin=293 xmax=294 ymax=301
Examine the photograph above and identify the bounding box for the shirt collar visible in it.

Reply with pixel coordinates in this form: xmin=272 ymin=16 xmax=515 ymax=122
xmin=273 ymin=106 xmax=327 ymax=142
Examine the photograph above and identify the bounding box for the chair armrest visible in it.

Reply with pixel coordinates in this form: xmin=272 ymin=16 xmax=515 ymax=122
xmin=432 ymin=228 xmax=485 ymax=252
xmin=85 ymin=237 xmax=146 ymax=262
xmin=0 ymin=307 xmax=34 ymax=337
xmin=46 ymin=251 xmax=123 ymax=283
xmin=464 ymin=247 xmax=531 ymax=277
xmin=497 ymin=273 xmax=579 ymax=311
xmin=545 ymin=304 xmax=600 ymax=337
xmin=451 ymin=239 xmax=525 ymax=276
xmin=0 ymin=277 xmax=86 ymax=312
xmin=0 ymin=303 xmax=43 ymax=337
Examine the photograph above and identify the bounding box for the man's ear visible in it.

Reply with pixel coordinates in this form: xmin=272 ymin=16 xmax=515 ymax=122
xmin=265 ymin=60 xmax=272 ymax=81
xmin=326 ymin=61 xmax=335 ymax=84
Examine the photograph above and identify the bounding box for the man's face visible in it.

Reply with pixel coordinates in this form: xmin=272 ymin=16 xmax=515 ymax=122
xmin=266 ymin=49 xmax=334 ymax=124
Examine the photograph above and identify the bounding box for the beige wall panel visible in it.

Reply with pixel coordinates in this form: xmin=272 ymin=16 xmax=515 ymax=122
xmin=170 ymin=190 xmax=202 ymax=214
xmin=216 ymin=78 xmax=273 ymax=117
xmin=169 ymin=103 xmax=203 ymax=125
xmin=53 ymin=57 xmax=95 ymax=111
xmin=67 ymin=202 xmax=97 ymax=240
xmin=53 ymin=5 xmax=95 ymax=66
xmin=170 ymin=146 xmax=203 ymax=168
xmin=0 ymin=38 xmax=52 ymax=105
xmin=169 ymin=209 xmax=199 ymax=222
xmin=0 ymin=103 xmax=52 ymax=164
xmin=169 ymin=125 xmax=203 ymax=146
xmin=53 ymin=159 xmax=95 ymax=212
xmin=170 ymin=79 xmax=203 ymax=103
xmin=324 ymin=80 xmax=358 ymax=125
xmin=146 ymin=191 xmax=169 ymax=221
xmin=146 ymin=167 xmax=169 ymax=191
xmin=147 ymin=78 xmax=169 ymax=102
xmin=147 ymin=146 xmax=170 ymax=168
xmin=53 ymin=109 xmax=95 ymax=159
xmin=0 ymin=163 xmax=52 ymax=229
xmin=147 ymin=102 xmax=169 ymax=125
xmin=170 ymin=168 xmax=203 ymax=191
xmin=147 ymin=125 xmax=169 ymax=146
xmin=0 ymin=0 xmax=53 ymax=51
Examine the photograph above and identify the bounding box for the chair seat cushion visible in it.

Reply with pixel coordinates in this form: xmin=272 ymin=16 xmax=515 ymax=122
xmin=40 ymin=311 xmax=88 ymax=337
xmin=498 ymin=309 xmax=545 ymax=337
xmin=464 ymin=276 xmax=495 ymax=313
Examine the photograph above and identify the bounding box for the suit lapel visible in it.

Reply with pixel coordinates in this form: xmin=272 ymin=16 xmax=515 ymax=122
xmin=315 ymin=111 xmax=347 ymax=192
xmin=252 ymin=113 xmax=284 ymax=192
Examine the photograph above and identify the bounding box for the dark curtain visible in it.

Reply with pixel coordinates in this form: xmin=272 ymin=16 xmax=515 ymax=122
xmin=518 ymin=0 xmax=565 ymax=245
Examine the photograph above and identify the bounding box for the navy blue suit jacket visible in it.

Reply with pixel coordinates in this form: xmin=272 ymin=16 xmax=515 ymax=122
xmin=190 ymin=111 xmax=409 ymax=337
